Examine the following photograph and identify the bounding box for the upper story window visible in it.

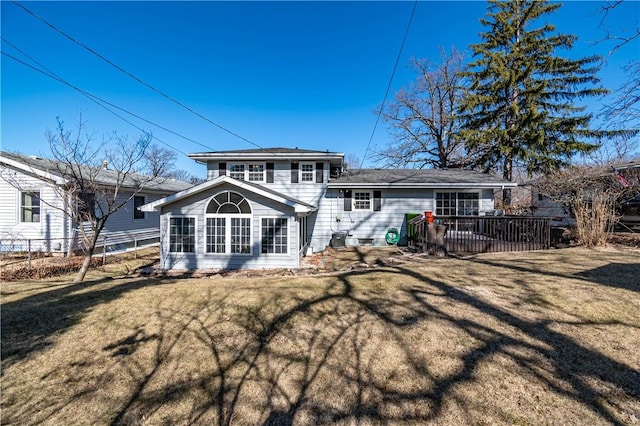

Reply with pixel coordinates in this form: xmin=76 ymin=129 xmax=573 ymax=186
xmin=21 ymin=191 xmax=40 ymax=223
xmin=133 ymin=195 xmax=145 ymax=220
xmin=291 ymin=162 xmax=324 ymax=184
xmin=229 ymin=163 xmax=245 ymax=180
xmin=228 ymin=163 xmax=265 ymax=182
xmin=300 ymin=162 xmax=315 ymax=182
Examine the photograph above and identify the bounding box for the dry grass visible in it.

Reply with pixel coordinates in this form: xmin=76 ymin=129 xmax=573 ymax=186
xmin=1 ymin=247 xmax=639 ymax=425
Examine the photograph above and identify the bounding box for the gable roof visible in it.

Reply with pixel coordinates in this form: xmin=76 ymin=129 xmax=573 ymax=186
xmin=140 ymin=175 xmax=317 ymax=215
xmin=329 ymin=168 xmax=517 ymax=189
xmin=188 ymin=147 xmax=344 ymax=163
xmin=0 ymin=151 xmax=192 ymax=194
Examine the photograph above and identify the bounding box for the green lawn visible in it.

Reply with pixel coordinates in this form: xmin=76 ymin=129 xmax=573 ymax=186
xmin=1 ymin=247 xmax=639 ymax=425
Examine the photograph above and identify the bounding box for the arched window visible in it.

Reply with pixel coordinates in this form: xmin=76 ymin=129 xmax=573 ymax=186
xmin=205 ymin=191 xmax=252 ymax=254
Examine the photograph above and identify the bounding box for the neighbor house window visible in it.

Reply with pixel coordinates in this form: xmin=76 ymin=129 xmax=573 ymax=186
xmin=21 ymin=191 xmax=40 ymax=223
xmin=133 ymin=196 xmax=145 ymax=220
xmin=169 ymin=217 xmax=195 ymax=253
xmin=228 ymin=163 xmax=265 ymax=182
xmin=436 ymin=192 xmax=479 ymax=216
xmin=205 ymin=191 xmax=252 ymax=255
xmin=78 ymin=192 xmax=96 ymax=221
xmin=300 ymin=163 xmax=315 ymax=183
xmin=353 ymin=191 xmax=372 ymax=210
xmin=261 ymin=218 xmax=288 ymax=254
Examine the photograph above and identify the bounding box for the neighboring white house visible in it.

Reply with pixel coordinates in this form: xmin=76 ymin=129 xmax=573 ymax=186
xmin=0 ymin=151 xmax=191 ymax=254
xmin=142 ymin=148 xmax=517 ymax=271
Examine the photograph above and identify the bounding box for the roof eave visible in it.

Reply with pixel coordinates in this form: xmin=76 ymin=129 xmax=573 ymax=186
xmin=327 ymin=182 xmax=518 ymax=189
xmin=188 ymin=152 xmax=345 ymax=161
xmin=140 ymin=175 xmax=318 ymax=213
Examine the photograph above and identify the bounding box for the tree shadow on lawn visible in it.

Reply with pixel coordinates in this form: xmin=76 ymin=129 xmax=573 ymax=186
xmin=3 ymin=261 xmax=639 ymax=425
xmin=575 ymin=263 xmax=640 ymax=293
xmin=0 ymin=275 xmax=169 ymax=371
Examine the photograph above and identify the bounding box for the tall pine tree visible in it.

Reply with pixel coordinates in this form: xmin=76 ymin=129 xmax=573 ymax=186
xmin=460 ymin=0 xmax=607 ymax=204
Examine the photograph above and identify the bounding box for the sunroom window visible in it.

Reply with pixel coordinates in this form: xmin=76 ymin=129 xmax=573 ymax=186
xmin=205 ymin=191 xmax=252 ymax=254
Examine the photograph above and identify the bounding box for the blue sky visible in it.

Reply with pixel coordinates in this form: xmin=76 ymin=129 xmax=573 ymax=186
xmin=2 ymin=1 xmax=638 ymax=178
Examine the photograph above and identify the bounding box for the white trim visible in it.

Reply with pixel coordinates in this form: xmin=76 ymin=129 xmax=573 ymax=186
xmin=189 ymin=152 xmax=344 ymax=162
xmin=299 ymin=162 xmax=315 ymax=183
xmin=0 ymin=155 xmax=67 ymax=185
xmin=204 ymin=190 xmax=253 ymax=256
xmin=141 ymin=175 xmax=317 ymax=214
xmin=353 ymin=190 xmax=373 ymax=211
xmin=329 ymin=182 xmax=517 ymax=189
xmin=167 ymin=215 xmax=197 ymax=254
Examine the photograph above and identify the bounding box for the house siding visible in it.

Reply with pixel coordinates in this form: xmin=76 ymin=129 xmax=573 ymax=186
xmin=0 ymin=168 xmax=68 ymax=252
xmin=99 ymin=192 xmax=164 ymax=233
xmin=159 ymin=182 xmax=299 ymax=270
xmin=307 ymin=187 xmax=497 ymax=250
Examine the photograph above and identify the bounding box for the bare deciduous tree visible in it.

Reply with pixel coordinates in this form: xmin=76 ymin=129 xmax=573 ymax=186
xmin=143 ymin=144 xmax=202 ymax=183
xmin=535 ymin=164 xmax=639 ymax=246
xmin=11 ymin=117 xmax=173 ymax=282
xmin=598 ymin=1 xmax=640 ymax=130
xmin=375 ymin=48 xmax=471 ymax=169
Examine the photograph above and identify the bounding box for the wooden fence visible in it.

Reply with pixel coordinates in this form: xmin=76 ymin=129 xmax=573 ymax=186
xmin=409 ymin=215 xmax=552 ymax=254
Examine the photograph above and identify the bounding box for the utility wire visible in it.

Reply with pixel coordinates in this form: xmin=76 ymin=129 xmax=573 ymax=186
xmin=360 ymin=0 xmax=418 ymax=169
xmin=2 ymin=37 xmax=214 ymax=153
xmin=2 ymin=49 xmax=193 ymax=157
xmin=11 ymin=0 xmax=263 ymax=150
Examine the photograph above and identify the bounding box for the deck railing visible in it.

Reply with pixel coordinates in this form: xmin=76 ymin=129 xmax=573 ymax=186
xmin=410 ymin=216 xmax=552 ymax=253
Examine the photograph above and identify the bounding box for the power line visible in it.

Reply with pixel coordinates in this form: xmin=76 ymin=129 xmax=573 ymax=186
xmin=2 ymin=37 xmax=215 ymax=153
xmin=360 ymin=0 xmax=418 ymax=169
xmin=11 ymin=0 xmax=264 ymax=150
xmin=2 ymin=48 xmax=193 ymax=157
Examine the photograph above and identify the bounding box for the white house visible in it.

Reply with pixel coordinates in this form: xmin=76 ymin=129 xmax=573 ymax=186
xmin=0 ymin=151 xmax=192 ymax=254
xmin=142 ymin=148 xmax=517 ymax=271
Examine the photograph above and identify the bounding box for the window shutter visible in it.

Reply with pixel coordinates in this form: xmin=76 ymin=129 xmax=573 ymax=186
xmin=373 ymin=190 xmax=382 ymax=211
xmin=316 ymin=162 xmax=324 ymax=183
xmin=291 ymin=162 xmax=299 ymax=183
xmin=266 ymin=162 xmax=274 ymax=183
xmin=344 ymin=190 xmax=352 ymax=211
xmin=219 ymin=162 xmax=227 ymax=177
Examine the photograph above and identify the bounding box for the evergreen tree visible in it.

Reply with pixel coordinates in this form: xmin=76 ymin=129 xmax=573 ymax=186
xmin=460 ymin=0 xmax=608 ymax=204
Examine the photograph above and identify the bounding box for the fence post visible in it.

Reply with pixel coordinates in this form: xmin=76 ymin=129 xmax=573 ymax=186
xmin=103 ymin=235 xmax=107 ymax=265
xmin=27 ymin=239 xmax=32 ymax=270
xmin=134 ymin=234 xmax=138 ymax=259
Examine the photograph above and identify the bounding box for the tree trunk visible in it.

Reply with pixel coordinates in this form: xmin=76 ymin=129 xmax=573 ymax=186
xmin=502 ymin=156 xmax=513 ymax=206
xmin=73 ymin=233 xmax=99 ymax=283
